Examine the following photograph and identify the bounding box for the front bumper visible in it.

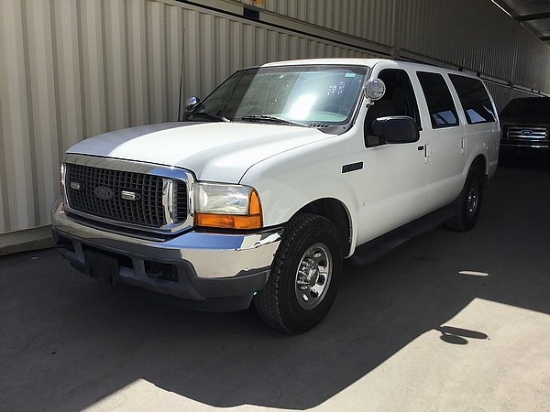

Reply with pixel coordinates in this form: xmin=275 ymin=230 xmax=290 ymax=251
xmin=51 ymin=200 xmax=282 ymax=311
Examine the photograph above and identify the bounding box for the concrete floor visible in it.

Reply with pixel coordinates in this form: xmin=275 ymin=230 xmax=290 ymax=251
xmin=1 ymin=164 xmax=549 ymax=412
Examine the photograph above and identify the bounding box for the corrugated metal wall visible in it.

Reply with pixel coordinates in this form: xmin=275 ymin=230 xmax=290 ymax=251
xmin=0 ymin=0 xmax=183 ymax=237
xmin=515 ymin=27 xmax=550 ymax=93
xmin=260 ymin=0 xmax=396 ymax=47
xmin=182 ymin=8 xmax=373 ymax=100
xmin=396 ymin=0 xmax=550 ymax=98
xmin=1 ymin=0 xmax=550 ymax=249
xmin=397 ymin=0 xmax=518 ymax=80
xmin=252 ymin=0 xmax=550 ymax=95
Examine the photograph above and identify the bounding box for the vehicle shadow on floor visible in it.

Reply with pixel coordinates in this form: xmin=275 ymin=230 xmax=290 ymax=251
xmin=1 ymin=166 xmax=549 ymax=411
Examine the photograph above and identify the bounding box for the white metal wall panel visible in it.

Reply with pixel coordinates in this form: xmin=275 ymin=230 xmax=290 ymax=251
xmin=1 ymin=0 xmax=37 ymax=233
xmin=0 ymin=0 xmax=371 ymax=239
xmin=250 ymin=0 xmax=395 ymax=46
xmin=397 ymin=0 xmax=518 ymax=81
xmin=514 ymin=26 xmax=550 ymax=93
xmin=240 ymin=0 xmax=550 ymax=93
xmin=0 ymin=0 xmax=168 ymax=235
xmin=180 ymin=9 xmax=373 ymax=100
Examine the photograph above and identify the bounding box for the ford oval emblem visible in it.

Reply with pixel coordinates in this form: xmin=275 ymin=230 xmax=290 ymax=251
xmin=521 ymin=130 xmax=533 ymax=136
xmin=94 ymin=186 xmax=114 ymax=200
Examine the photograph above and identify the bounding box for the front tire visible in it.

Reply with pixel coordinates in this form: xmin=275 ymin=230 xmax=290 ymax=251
xmin=254 ymin=213 xmax=343 ymax=334
xmin=446 ymin=170 xmax=483 ymax=232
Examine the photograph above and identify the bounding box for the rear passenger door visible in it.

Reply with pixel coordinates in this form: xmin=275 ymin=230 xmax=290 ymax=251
xmin=416 ymin=71 xmax=465 ymax=210
xmin=448 ymin=73 xmax=499 ymax=172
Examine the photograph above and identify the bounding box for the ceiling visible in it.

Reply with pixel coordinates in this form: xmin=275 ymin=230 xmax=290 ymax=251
xmin=493 ymin=0 xmax=550 ymax=42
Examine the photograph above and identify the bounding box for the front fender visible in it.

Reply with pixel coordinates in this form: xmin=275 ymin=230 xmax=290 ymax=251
xmin=238 ymin=122 xmax=368 ymax=255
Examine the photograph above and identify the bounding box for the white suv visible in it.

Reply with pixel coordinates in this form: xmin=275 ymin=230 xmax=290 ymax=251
xmin=52 ymin=58 xmax=500 ymax=333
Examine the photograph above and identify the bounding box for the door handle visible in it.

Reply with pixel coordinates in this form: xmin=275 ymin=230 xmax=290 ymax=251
xmin=422 ymin=143 xmax=430 ymax=164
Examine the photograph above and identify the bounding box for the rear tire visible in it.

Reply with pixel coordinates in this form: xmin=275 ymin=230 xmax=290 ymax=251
xmin=254 ymin=213 xmax=342 ymax=334
xmin=446 ymin=170 xmax=483 ymax=232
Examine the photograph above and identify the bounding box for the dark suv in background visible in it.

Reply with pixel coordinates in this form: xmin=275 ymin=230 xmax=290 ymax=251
xmin=500 ymin=97 xmax=550 ymax=159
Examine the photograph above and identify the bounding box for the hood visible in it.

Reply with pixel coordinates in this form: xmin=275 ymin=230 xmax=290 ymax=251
xmin=67 ymin=122 xmax=330 ymax=182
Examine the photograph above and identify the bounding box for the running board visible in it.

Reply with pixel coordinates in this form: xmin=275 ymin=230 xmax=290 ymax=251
xmin=348 ymin=204 xmax=455 ymax=266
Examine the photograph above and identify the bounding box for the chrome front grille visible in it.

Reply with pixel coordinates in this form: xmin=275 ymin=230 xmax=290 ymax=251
xmin=64 ymin=162 xmax=188 ymax=231
xmin=506 ymin=126 xmax=547 ymax=140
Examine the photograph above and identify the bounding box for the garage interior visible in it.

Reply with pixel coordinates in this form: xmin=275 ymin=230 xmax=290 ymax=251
xmin=1 ymin=0 xmax=549 ymax=410
xmin=494 ymin=0 xmax=550 ymax=41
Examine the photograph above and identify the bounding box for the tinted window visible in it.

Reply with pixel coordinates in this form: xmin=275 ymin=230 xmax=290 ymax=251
xmin=417 ymin=72 xmax=459 ymax=129
xmin=365 ymin=69 xmax=421 ymax=131
xmin=449 ymin=74 xmax=496 ymax=124
xmin=363 ymin=69 xmax=421 ymax=147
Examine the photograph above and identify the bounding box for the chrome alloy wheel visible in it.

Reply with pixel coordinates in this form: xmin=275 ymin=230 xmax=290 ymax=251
xmin=466 ymin=183 xmax=479 ymax=219
xmin=294 ymin=243 xmax=333 ymax=310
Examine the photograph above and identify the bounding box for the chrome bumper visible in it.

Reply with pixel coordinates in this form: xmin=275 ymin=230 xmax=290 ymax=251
xmin=51 ymin=200 xmax=282 ymax=310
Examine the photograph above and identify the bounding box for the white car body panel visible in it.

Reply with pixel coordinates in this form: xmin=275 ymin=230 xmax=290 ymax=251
xmin=68 ymin=122 xmax=331 ymax=183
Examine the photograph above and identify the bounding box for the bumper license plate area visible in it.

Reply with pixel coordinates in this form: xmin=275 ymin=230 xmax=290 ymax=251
xmin=84 ymin=250 xmax=121 ymax=285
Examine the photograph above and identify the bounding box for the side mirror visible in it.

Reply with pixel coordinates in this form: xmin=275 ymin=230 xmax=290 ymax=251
xmin=186 ymin=96 xmax=201 ymax=112
xmin=372 ymin=116 xmax=420 ymax=144
xmin=363 ymin=78 xmax=386 ymax=101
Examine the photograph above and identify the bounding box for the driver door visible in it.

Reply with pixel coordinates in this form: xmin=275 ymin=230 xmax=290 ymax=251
xmin=357 ymin=68 xmax=432 ymax=243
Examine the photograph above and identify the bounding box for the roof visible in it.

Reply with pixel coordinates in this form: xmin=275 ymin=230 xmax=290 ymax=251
xmin=260 ymin=58 xmax=482 ymax=79
xmin=492 ymin=0 xmax=550 ymax=43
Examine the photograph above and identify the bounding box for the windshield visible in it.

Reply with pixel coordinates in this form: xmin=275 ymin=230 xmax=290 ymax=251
xmin=500 ymin=97 xmax=550 ymax=118
xmin=187 ymin=65 xmax=368 ymax=127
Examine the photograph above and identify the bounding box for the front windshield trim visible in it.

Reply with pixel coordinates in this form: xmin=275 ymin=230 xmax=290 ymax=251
xmin=186 ymin=64 xmax=371 ymax=135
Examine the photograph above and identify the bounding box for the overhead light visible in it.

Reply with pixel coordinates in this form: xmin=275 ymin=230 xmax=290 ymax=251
xmin=459 ymin=270 xmax=489 ymax=277
xmin=491 ymin=1 xmax=513 ymax=17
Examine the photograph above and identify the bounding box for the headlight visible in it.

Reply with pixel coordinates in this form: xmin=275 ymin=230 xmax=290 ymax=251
xmin=194 ymin=182 xmax=263 ymax=230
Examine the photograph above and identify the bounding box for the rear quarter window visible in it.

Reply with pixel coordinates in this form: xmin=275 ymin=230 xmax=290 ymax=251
xmin=417 ymin=72 xmax=459 ymax=129
xmin=449 ymin=74 xmax=496 ymax=124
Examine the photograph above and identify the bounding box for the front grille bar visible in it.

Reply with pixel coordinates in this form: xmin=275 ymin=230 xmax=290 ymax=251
xmin=162 ymin=178 xmax=176 ymax=226
xmin=506 ymin=126 xmax=547 ymax=140
xmin=61 ymin=155 xmax=194 ymax=234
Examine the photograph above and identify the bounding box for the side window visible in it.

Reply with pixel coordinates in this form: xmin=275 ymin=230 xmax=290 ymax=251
xmin=417 ymin=72 xmax=459 ymax=129
xmin=449 ymin=74 xmax=496 ymax=124
xmin=364 ymin=69 xmax=420 ymax=145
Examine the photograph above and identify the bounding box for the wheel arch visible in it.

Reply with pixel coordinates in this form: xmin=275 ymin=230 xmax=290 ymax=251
xmin=469 ymin=154 xmax=488 ymax=187
xmin=297 ymin=198 xmax=352 ymax=258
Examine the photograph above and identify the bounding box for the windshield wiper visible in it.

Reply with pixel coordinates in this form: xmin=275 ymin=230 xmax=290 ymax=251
xmin=241 ymin=115 xmax=306 ymax=127
xmin=191 ymin=112 xmax=230 ymax=123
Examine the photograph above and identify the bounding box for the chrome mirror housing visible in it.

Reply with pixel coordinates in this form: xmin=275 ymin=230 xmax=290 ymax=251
xmin=363 ymin=78 xmax=386 ymax=101
xmin=186 ymin=96 xmax=201 ymax=112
